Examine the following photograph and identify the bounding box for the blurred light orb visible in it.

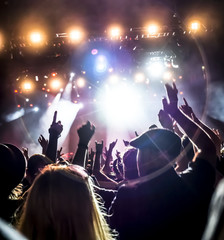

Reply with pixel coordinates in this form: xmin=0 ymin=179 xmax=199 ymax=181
xmin=69 ymin=29 xmax=83 ymax=42
xmin=190 ymin=21 xmax=201 ymax=31
xmin=50 ymin=79 xmax=62 ymax=90
xmin=70 ymin=72 xmax=75 ymax=78
xmin=109 ymin=26 xmax=121 ymax=38
xmin=22 ymin=81 xmax=33 ymax=91
xmin=98 ymin=83 xmax=143 ymax=127
xmin=34 ymin=107 xmax=39 ymax=112
xmin=147 ymin=24 xmax=159 ymax=35
xmin=30 ymin=32 xmax=42 ymax=44
xmin=148 ymin=61 xmax=164 ymax=77
xmin=163 ymin=71 xmax=172 ymax=80
xmin=108 ymin=75 xmax=119 ymax=84
xmin=91 ymin=49 xmax=98 ymax=55
xmin=134 ymin=72 xmax=145 ymax=83
xmin=77 ymin=77 xmax=86 ymax=88
xmin=95 ymin=55 xmax=108 ymax=73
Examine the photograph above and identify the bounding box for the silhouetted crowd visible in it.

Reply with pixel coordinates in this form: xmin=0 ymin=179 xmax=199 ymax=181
xmin=0 ymin=82 xmax=224 ymax=240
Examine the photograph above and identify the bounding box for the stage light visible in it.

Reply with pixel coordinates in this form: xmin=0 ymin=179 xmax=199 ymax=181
xmin=134 ymin=72 xmax=145 ymax=83
xmin=91 ymin=49 xmax=98 ymax=55
xmin=147 ymin=61 xmax=164 ymax=78
xmin=70 ymin=72 xmax=75 ymax=78
xmin=95 ymin=55 xmax=108 ymax=73
xmin=69 ymin=29 xmax=83 ymax=42
xmin=97 ymin=83 xmax=144 ymax=128
xmin=33 ymin=107 xmax=39 ymax=112
xmin=146 ymin=24 xmax=159 ymax=35
xmin=108 ymin=75 xmax=119 ymax=84
xmin=163 ymin=71 xmax=172 ymax=81
xmin=0 ymin=33 xmax=4 ymax=50
xmin=21 ymin=80 xmax=34 ymax=92
xmin=190 ymin=21 xmax=201 ymax=31
xmin=77 ymin=77 xmax=86 ymax=88
xmin=108 ymin=26 xmax=122 ymax=38
xmin=50 ymin=78 xmax=62 ymax=90
xmin=29 ymin=31 xmax=44 ymax=44
xmin=51 ymin=72 xmax=57 ymax=77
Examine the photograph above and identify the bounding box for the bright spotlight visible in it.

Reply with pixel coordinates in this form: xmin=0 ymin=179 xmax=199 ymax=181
xmin=0 ymin=33 xmax=4 ymax=50
xmin=147 ymin=24 xmax=159 ymax=35
xmin=50 ymin=79 xmax=62 ymax=90
xmin=70 ymin=72 xmax=75 ymax=78
xmin=190 ymin=21 xmax=201 ymax=31
xmin=33 ymin=107 xmax=39 ymax=112
xmin=69 ymin=29 xmax=83 ymax=42
xmin=77 ymin=77 xmax=86 ymax=88
xmin=108 ymin=75 xmax=119 ymax=84
xmin=148 ymin=61 xmax=164 ymax=78
xmin=163 ymin=71 xmax=172 ymax=81
xmin=95 ymin=55 xmax=108 ymax=73
xmin=21 ymin=81 xmax=34 ymax=92
xmin=134 ymin=72 xmax=145 ymax=83
xmin=109 ymin=26 xmax=122 ymax=38
xmin=29 ymin=31 xmax=44 ymax=44
xmin=98 ymin=83 xmax=144 ymax=128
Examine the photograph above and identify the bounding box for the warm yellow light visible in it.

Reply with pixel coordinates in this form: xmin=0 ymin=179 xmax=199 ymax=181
xmin=109 ymin=26 xmax=121 ymax=38
xmin=69 ymin=29 xmax=83 ymax=42
xmin=147 ymin=24 xmax=159 ymax=35
xmin=50 ymin=79 xmax=62 ymax=90
xmin=30 ymin=32 xmax=43 ymax=44
xmin=190 ymin=21 xmax=201 ymax=31
xmin=21 ymin=81 xmax=34 ymax=92
xmin=163 ymin=71 xmax=172 ymax=80
xmin=0 ymin=33 xmax=4 ymax=50
xmin=77 ymin=77 xmax=86 ymax=88
xmin=134 ymin=73 xmax=145 ymax=83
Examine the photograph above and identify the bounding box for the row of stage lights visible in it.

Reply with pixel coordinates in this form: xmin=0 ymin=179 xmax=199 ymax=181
xmin=0 ymin=20 xmax=203 ymax=49
xmin=14 ymin=61 xmax=182 ymax=98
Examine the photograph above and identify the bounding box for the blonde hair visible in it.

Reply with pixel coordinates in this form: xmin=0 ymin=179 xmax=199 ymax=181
xmin=17 ymin=164 xmax=116 ymax=240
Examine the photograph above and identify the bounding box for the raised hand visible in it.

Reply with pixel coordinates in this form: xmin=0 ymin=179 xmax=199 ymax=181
xmin=123 ymin=139 xmax=130 ymax=147
xmin=158 ymin=109 xmax=173 ymax=131
xmin=162 ymin=82 xmax=178 ymax=115
xmin=108 ymin=139 xmax=118 ymax=152
xmin=57 ymin=147 xmax=64 ymax=160
xmin=89 ymin=148 xmax=95 ymax=161
xmin=77 ymin=121 xmax=95 ymax=146
xmin=95 ymin=140 xmax=103 ymax=154
xmin=38 ymin=134 xmax=49 ymax=154
xmin=179 ymin=98 xmax=194 ymax=118
xmin=22 ymin=147 xmax=29 ymax=161
xmin=49 ymin=111 xmax=63 ymax=138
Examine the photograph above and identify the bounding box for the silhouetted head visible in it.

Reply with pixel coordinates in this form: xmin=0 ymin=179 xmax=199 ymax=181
xmin=26 ymin=154 xmax=53 ymax=184
xmin=0 ymin=143 xmax=26 ymax=197
xmin=130 ymin=128 xmax=181 ymax=176
xmin=122 ymin=147 xmax=138 ymax=180
xmin=18 ymin=164 xmax=115 ymax=240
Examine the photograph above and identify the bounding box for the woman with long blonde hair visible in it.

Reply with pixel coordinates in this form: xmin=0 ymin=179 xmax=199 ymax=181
xmin=17 ymin=164 xmax=117 ymax=240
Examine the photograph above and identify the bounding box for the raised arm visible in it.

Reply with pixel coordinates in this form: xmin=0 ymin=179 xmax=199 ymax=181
xmin=163 ymin=83 xmax=216 ymax=167
xmin=102 ymin=139 xmax=118 ymax=175
xmin=71 ymin=121 xmax=95 ymax=167
xmin=45 ymin=111 xmax=63 ymax=162
xmin=180 ymin=97 xmax=222 ymax=156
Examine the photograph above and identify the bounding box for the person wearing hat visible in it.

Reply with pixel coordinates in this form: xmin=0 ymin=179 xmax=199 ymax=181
xmin=109 ymin=83 xmax=217 ymax=240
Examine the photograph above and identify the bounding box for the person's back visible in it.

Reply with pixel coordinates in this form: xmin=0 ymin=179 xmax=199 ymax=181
xmin=110 ymin=144 xmax=207 ymax=239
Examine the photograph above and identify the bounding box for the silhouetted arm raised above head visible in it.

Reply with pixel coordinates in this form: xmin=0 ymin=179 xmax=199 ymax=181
xmin=163 ymin=83 xmax=216 ymax=167
xmin=72 ymin=121 xmax=95 ymax=167
xmin=45 ymin=111 xmax=63 ymax=162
